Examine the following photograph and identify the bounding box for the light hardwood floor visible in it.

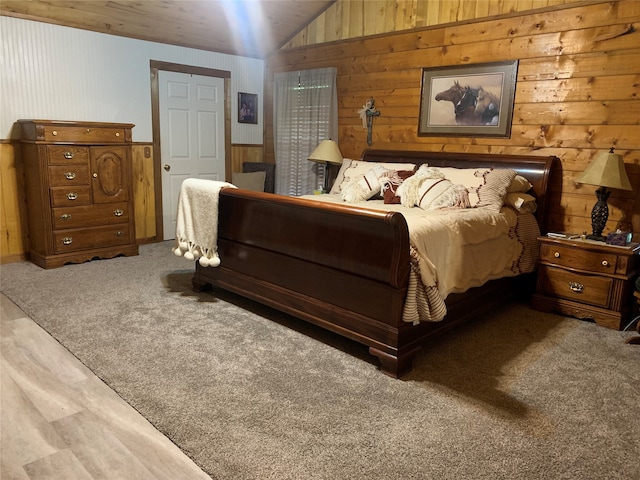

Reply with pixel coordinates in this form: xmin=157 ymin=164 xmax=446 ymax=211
xmin=1 ymin=293 xmax=212 ymax=480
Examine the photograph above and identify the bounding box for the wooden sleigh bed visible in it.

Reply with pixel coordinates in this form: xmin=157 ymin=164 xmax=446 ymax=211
xmin=190 ymin=149 xmax=555 ymax=377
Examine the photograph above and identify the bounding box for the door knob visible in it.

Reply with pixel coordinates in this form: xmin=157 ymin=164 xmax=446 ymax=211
xmin=164 ymin=164 xmax=171 ymax=171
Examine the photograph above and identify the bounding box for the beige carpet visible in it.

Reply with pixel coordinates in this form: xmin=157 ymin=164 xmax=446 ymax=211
xmin=1 ymin=242 xmax=639 ymax=480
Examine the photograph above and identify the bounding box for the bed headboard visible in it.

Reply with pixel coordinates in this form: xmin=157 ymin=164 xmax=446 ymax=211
xmin=360 ymin=149 xmax=556 ymax=234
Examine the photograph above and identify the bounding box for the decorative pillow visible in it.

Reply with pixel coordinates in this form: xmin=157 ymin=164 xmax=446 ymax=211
xmin=509 ymin=175 xmax=533 ymax=193
xmin=232 ymin=171 xmax=266 ymax=192
xmin=330 ymin=159 xmax=417 ymax=194
xmin=396 ymin=165 xmax=470 ymax=210
xmin=433 ymin=167 xmax=517 ymax=211
xmin=341 ymin=165 xmax=391 ymax=202
xmin=329 ymin=158 xmax=354 ymax=194
xmin=382 ymin=170 xmax=415 ymax=204
xmin=505 ymin=192 xmax=537 ymax=214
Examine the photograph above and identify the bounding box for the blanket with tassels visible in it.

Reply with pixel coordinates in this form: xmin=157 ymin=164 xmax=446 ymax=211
xmin=172 ymin=178 xmax=236 ymax=267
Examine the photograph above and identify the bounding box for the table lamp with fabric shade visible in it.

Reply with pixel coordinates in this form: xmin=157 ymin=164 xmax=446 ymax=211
xmin=575 ymin=147 xmax=633 ymax=241
xmin=308 ymin=140 xmax=343 ymax=193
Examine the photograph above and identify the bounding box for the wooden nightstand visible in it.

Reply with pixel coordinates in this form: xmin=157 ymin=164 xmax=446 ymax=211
xmin=531 ymin=237 xmax=640 ymax=330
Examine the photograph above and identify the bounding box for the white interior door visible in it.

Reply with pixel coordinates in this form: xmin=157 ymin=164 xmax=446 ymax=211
xmin=159 ymin=71 xmax=225 ymax=240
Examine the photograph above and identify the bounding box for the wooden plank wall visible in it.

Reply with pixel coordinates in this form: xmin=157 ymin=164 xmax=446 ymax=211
xmin=284 ymin=0 xmax=578 ymax=47
xmin=0 ymin=142 xmax=28 ymax=262
xmin=266 ymin=0 xmax=640 ymax=238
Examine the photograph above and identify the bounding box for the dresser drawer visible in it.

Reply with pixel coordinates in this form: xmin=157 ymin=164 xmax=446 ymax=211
xmin=537 ymin=265 xmax=612 ymax=308
xmin=48 ymin=165 xmax=90 ymax=186
xmin=540 ymin=243 xmax=617 ymax=275
xmin=47 ymin=146 xmax=89 ymax=165
xmin=53 ymin=225 xmax=131 ymax=254
xmin=50 ymin=186 xmax=91 ymax=207
xmin=52 ymin=203 xmax=129 ymax=230
xmin=42 ymin=125 xmax=128 ymax=143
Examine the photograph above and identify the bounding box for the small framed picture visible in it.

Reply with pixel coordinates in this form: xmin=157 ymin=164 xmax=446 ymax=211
xmin=238 ymin=92 xmax=257 ymax=124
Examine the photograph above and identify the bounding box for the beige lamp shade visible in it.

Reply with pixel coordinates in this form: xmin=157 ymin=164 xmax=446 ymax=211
xmin=576 ymin=148 xmax=632 ymax=190
xmin=308 ymin=140 xmax=343 ymax=165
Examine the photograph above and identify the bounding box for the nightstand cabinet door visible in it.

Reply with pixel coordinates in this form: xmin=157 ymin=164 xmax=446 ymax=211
xmin=19 ymin=120 xmax=139 ymax=269
xmin=532 ymin=237 xmax=640 ymax=330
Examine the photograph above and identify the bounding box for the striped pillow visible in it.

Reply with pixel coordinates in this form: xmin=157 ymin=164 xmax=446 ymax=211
xmin=432 ymin=167 xmax=517 ymax=211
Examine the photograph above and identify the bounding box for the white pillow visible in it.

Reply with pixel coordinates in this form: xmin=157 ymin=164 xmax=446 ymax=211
xmin=431 ymin=167 xmax=516 ymax=211
xmin=398 ymin=165 xmax=470 ymax=210
xmin=330 ymin=159 xmax=417 ymax=194
xmin=340 ymin=165 xmax=391 ymax=202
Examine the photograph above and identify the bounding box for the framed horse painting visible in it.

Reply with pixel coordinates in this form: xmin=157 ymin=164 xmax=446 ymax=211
xmin=418 ymin=60 xmax=518 ymax=138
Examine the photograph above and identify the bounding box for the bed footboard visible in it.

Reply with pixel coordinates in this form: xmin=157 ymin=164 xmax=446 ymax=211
xmin=192 ymin=188 xmax=417 ymax=377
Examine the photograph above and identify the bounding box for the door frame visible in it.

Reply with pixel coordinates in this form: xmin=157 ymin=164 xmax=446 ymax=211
xmin=150 ymin=60 xmax=232 ymax=242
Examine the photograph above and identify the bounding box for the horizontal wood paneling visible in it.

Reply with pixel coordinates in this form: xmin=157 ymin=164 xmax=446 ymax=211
xmin=266 ymin=0 xmax=640 ymax=239
xmin=284 ymin=0 xmax=582 ymax=48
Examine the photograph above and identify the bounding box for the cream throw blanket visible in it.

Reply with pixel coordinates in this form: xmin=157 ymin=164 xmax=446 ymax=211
xmin=172 ymin=178 xmax=236 ymax=267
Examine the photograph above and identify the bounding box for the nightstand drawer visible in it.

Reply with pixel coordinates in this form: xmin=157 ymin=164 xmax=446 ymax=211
xmin=537 ymin=265 xmax=612 ymax=308
xmin=540 ymin=243 xmax=617 ymax=274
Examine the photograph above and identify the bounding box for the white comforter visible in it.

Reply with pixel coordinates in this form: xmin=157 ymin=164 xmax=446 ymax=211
xmin=301 ymin=195 xmax=538 ymax=323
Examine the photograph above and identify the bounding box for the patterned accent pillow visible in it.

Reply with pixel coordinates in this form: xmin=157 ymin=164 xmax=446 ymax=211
xmin=330 ymin=159 xmax=417 ymax=194
xmin=433 ymin=167 xmax=517 ymax=211
xmin=396 ymin=165 xmax=470 ymax=210
xmin=340 ymin=165 xmax=391 ymax=202
xmin=381 ymin=170 xmax=415 ymax=204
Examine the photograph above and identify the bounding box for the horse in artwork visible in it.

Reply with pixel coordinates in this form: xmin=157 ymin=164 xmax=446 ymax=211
xmin=474 ymin=87 xmax=501 ymax=125
xmin=434 ymin=81 xmax=483 ymax=126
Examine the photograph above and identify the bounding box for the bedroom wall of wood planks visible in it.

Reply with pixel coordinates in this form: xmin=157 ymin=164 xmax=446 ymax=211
xmin=265 ymin=0 xmax=640 ymax=239
xmin=1 ymin=0 xmax=638 ymax=263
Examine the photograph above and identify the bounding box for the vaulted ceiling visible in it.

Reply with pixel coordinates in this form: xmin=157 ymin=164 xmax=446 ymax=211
xmin=0 ymin=0 xmax=336 ymax=58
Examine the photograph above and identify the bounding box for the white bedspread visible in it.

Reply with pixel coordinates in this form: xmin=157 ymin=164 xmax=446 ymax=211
xmin=301 ymin=195 xmax=539 ymax=323
xmin=172 ymin=179 xmax=236 ymax=267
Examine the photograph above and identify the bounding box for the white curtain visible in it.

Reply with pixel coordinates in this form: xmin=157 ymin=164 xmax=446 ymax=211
xmin=273 ymin=67 xmax=338 ymax=196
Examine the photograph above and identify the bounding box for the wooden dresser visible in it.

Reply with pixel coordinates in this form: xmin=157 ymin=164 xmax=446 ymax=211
xmin=19 ymin=120 xmax=138 ymax=269
xmin=532 ymin=236 xmax=640 ymax=330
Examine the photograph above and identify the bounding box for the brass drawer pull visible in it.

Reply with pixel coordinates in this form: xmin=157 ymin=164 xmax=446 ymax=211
xmin=63 ymin=151 xmax=74 ymax=159
xmin=554 ymin=251 xmax=560 ymax=258
xmin=64 ymin=171 xmax=76 ymax=180
xmin=66 ymin=192 xmax=78 ymax=200
xmin=62 ymin=237 xmax=73 ymax=245
xmin=60 ymin=213 xmax=71 ymax=221
xmin=601 ymin=260 xmax=609 ymax=267
xmin=115 ymin=132 xmax=120 ymax=137
xmin=115 ymin=231 xmax=124 ymax=237
xmin=52 ymin=130 xmax=58 ymax=136
xmin=569 ymin=282 xmax=584 ymax=293
xmin=113 ymin=209 xmax=124 ymax=217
